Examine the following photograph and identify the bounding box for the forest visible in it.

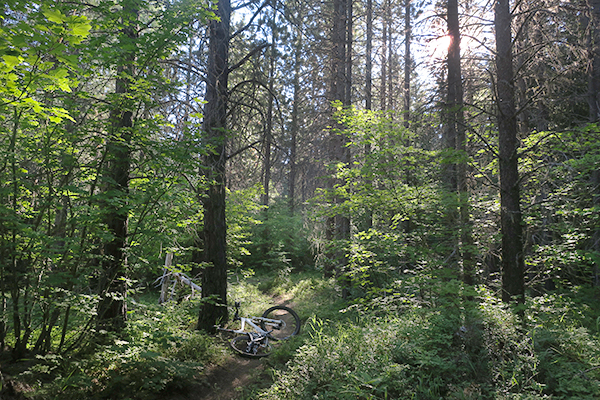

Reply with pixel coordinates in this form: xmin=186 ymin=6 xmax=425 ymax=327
xmin=0 ymin=0 xmax=599 ymax=398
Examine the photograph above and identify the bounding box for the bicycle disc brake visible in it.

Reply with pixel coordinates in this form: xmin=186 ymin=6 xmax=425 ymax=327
xmin=245 ymin=332 xmax=260 ymax=354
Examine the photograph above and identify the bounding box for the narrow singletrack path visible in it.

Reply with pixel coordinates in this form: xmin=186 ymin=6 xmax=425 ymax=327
xmin=164 ymin=297 xmax=297 ymax=400
xmin=196 ymin=355 xmax=265 ymax=400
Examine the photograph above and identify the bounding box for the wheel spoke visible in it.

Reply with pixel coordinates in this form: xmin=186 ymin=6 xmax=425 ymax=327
xmin=230 ymin=335 xmax=272 ymax=357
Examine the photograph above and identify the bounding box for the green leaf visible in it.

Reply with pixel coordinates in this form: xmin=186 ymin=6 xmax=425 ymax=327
xmin=23 ymin=97 xmax=43 ymax=113
xmin=50 ymin=106 xmax=75 ymax=123
xmin=2 ymin=54 xmax=21 ymax=70
xmin=43 ymin=8 xmax=66 ymax=24
xmin=71 ymin=20 xmax=91 ymax=37
xmin=57 ymin=54 xmax=79 ymax=69
xmin=12 ymin=35 xmax=27 ymax=48
xmin=47 ymin=68 xmax=74 ymax=92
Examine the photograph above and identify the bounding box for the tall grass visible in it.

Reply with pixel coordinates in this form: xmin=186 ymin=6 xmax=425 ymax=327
xmin=6 ymin=270 xmax=600 ymax=400
xmin=257 ymin=283 xmax=600 ymax=400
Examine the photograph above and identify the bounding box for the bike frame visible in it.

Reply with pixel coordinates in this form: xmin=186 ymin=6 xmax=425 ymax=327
xmin=229 ymin=315 xmax=284 ymax=336
xmin=217 ymin=304 xmax=300 ymax=357
xmin=215 ymin=302 xmax=288 ymax=345
xmin=237 ymin=316 xmax=267 ymax=335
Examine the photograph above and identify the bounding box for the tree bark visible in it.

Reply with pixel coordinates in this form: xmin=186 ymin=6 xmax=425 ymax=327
xmin=97 ymin=0 xmax=137 ymax=331
xmin=587 ymin=0 xmax=600 ymax=286
xmin=442 ymin=0 xmax=459 ymax=275
xmin=260 ymin=13 xmax=276 ymax=259
xmin=363 ymin=0 xmax=373 ymax=230
xmin=444 ymin=0 xmax=459 ymax=195
xmin=345 ymin=0 xmax=353 ymax=107
xmin=262 ymin=15 xmax=275 ymax=209
xmin=196 ymin=0 xmax=230 ymax=332
xmin=289 ymin=30 xmax=301 ymax=215
xmin=495 ymin=0 xmax=525 ymax=305
xmin=447 ymin=0 xmax=475 ymax=286
xmin=588 ymin=0 xmax=600 ymax=122
xmin=337 ymin=0 xmax=352 ymax=240
xmin=381 ymin=0 xmax=388 ymax=111
xmin=325 ymin=0 xmax=351 ymax=276
xmin=366 ymin=0 xmax=372 ymax=113
xmin=403 ymin=0 xmax=411 ymax=129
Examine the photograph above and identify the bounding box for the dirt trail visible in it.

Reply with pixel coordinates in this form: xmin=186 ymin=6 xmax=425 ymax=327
xmin=167 ymin=297 xmax=296 ymax=400
xmin=196 ymin=356 xmax=265 ymax=400
xmin=164 ymin=350 xmax=266 ymax=400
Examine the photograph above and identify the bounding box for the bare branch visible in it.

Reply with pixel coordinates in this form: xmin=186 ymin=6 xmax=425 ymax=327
xmin=228 ymin=140 xmax=262 ymax=160
xmin=228 ymin=43 xmax=271 ymax=73
xmin=231 ymin=0 xmax=270 ymax=40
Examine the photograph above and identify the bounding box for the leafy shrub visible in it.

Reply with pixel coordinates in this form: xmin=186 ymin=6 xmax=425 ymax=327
xmin=244 ymin=199 xmax=313 ymax=272
xmin=21 ymin=294 xmax=217 ymax=400
xmin=259 ymin=317 xmax=403 ymax=400
xmin=258 ymin=285 xmax=600 ymax=400
xmin=534 ymin=327 xmax=600 ymax=398
xmin=527 ymin=293 xmax=600 ymax=398
xmin=164 ymin=331 xmax=220 ymax=363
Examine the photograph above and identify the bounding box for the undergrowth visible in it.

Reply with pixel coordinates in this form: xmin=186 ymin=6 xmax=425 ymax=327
xmin=257 ymin=281 xmax=600 ymax=400
xmin=8 ymin=296 xmax=222 ymax=400
xmin=4 ymin=270 xmax=600 ymax=400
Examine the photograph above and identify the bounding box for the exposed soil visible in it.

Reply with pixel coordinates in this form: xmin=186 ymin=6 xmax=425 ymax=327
xmin=185 ymin=298 xmax=296 ymax=400
xmin=199 ymin=356 xmax=266 ymax=400
xmin=162 ymin=351 xmax=267 ymax=400
xmin=166 ymin=297 xmax=296 ymax=400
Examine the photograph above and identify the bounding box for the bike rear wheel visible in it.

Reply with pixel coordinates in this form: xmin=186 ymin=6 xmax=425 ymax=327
xmin=261 ymin=305 xmax=301 ymax=340
xmin=230 ymin=335 xmax=272 ymax=357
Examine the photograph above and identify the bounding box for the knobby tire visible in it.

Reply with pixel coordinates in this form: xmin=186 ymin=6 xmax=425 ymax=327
xmin=230 ymin=334 xmax=272 ymax=357
xmin=261 ymin=305 xmax=301 ymax=340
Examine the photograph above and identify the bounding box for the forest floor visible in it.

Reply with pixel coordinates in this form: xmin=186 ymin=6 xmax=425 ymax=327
xmin=166 ymin=355 xmax=266 ymax=400
xmin=0 ymin=273 xmax=331 ymax=400
xmin=168 ymin=294 xmax=295 ymax=400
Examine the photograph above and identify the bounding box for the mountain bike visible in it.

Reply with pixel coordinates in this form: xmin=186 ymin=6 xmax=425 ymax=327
xmin=215 ymin=302 xmax=301 ymax=357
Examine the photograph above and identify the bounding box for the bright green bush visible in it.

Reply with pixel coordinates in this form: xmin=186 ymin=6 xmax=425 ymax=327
xmin=258 ymin=284 xmax=600 ymax=400
xmin=259 ymin=317 xmax=402 ymax=400
xmin=21 ymin=294 xmax=218 ymax=400
xmin=244 ymin=199 xmax=313 ymax=272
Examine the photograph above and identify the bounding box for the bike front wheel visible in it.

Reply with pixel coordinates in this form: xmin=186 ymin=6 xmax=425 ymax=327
xmin=261 ymin=305 xmax=301 ymax=340
xmin=230 ymin=335 xmax=272 ymax=357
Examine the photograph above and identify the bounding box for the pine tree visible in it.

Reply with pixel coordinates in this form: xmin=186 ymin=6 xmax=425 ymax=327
xmin=495 ymin=0 xmax=525 ymax=305
xmin=196 ymin=0 xmax=231 ymax=331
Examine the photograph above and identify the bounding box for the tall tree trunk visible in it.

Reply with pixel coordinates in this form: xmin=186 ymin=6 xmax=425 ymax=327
xmin=262 ymin=18 xmax=275 ymax=209
xmin=366 ymin=0 xmax=372 ymax=113
xmin=260 ymin=11 xmax=276 ymax=260
xmin=495 ymin=0 xmax=525 ymax=305
xmin=363 ymin=0 xmax=373 ymax=230
xmin=444 ymin=0 xmax=459 ymax=194
xmin=587 ymin=0 xmax=600 ymax=286
xmin=289 ymin=31 xmax=302 ymax=215
xmin=447 ymin=0 xmax=475 ymax=287
xmin=97 ymin=0 xmax=138 ymax=331
xmin=403 ymin=0 xmax=411 ymax=128
xmin=589 ymin=0 xmax=600 ymax=122
xmin=402 ymin=0 xmax=413 ymax=233
xmin=325 ymin=0 xmax=351 ymax=276
xmin=387 ymin=14 xmax=394 ymax=112
xmin=442 ymin=0 xmax=459 ymax=274
xmin=345 ymin=0 xmax=353 ymax=107
xmin=337 ymin=0 xmax=352 ymax=240
xmin=381 ymin=0 xmax=388 ymax=112
xmin=9 ymin=110 xmax=26 ymax=358
xmin=332 ymin=0 xmax=347 ymax=106
xmin=196 ymin=0 xmax=230 ymax=331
